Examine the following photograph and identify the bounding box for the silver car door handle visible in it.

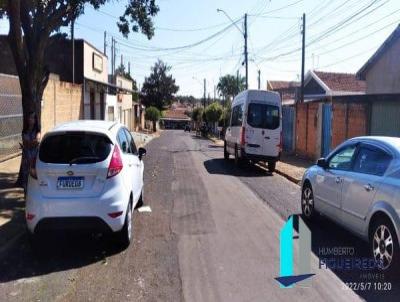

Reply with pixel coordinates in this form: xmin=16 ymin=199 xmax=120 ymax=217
xmin=364 ymin=184 xmax=374 ymax=192
xmin=335 ymin=177 xmax=342 ymax=184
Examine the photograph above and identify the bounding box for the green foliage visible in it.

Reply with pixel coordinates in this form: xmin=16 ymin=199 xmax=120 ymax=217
xmin=220 ymin=106 xmax=231 ymax=127
xmin=217 ymin=74 xmax=246 ymax=101
xmin=192 ymin=107 xmax=204 ymax=123
xmin=141 ymin=60 xmax=179 ymax=110
xmin=205 ymin=102 xmax=223 ymax=123
xmin=145 ymin=106 xmax=161 ymax=122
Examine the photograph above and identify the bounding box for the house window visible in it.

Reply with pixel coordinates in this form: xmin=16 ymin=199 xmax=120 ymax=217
xmin=108 ymin=106 xmax=115 ymax=121
xmin=93 ymin=53 xmax=103 ymax=72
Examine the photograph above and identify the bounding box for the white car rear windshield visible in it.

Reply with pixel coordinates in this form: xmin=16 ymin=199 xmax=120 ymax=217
xmin=39 ymin=132 xmax=112 ymax=164
xmin=247 ymin=103 xmax=280 ymax=130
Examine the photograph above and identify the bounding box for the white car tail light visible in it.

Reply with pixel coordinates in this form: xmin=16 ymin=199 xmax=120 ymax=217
xmin=107 ymin=145 xmax=123 ymax=179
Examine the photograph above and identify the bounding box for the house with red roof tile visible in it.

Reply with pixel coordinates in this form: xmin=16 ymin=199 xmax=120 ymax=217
xmin=292 ymin=70 xmax=369 ymax=159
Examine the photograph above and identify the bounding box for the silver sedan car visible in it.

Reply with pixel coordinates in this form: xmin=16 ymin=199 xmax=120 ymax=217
xmin=301 ymin=136 xmax=400 ymax=271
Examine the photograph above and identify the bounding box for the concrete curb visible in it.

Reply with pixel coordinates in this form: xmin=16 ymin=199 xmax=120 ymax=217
xmin=274 ymin=169 xmax=301 ymax=186
xmin=0 ymin=152 xmax=22 ymax=163
xmin=204 ymin=135 xmax=302 ymax=185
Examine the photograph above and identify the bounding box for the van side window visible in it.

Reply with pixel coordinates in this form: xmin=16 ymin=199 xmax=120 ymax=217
xmin=231 ymin=104 xmax=243 ymax=127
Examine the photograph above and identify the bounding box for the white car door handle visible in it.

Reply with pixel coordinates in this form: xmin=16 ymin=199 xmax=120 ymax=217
xmin=364 ymin=184 xmax=374 ymax=192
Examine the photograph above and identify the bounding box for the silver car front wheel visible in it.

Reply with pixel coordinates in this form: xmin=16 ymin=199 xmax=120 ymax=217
xmin=302 ymin=184 xmax=315 ymax=219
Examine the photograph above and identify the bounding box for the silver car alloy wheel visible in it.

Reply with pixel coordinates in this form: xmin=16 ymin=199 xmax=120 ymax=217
xmin=302 ymin=187 xmax=314 ymax=217
xmin=373 ymin=225 xmax=394 ymax=270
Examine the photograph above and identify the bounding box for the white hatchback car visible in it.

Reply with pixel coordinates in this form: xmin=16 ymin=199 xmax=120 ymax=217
xmin=26 ymin=120 xmax=146 ymax=247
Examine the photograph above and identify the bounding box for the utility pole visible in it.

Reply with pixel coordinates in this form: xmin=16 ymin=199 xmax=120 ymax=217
xmin=104 ymin=31 xmax=107 ymax=55
xmin=258 ymin=70 xmax=261 ymax=90
xmin=203 ymin=79 xmax=206 ymax=109
xmin=71 ymin=19 xmax=75 ymax=84
xmin=214 ymin=85 xmax=216 ymax=102
xmin=244 ymin=13 xmax=248 ymax=90
xmin=111 ymin=37 xmax=114 ymax=77
xmin=121 ymin=54 xmax=123 ymax=68
xmin=237 ymin=70 xmax=240 ymax=93
xmin=113 ymin=39 xmax=117 ymax=77
xmin=301 ymin=13 xmax=306 ymax=103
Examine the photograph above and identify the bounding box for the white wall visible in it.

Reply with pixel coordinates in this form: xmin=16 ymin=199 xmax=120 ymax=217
xmin=83 ymin=42 xmax=108 ymax=83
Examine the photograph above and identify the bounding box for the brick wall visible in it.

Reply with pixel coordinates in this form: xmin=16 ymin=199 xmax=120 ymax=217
xmin=41 ymin=76 xmax=83 ymax=134
xmin=296 ymin=102 xmax=319 ymax=159
xmin=331 ymin=101 xmax=367 ymax=150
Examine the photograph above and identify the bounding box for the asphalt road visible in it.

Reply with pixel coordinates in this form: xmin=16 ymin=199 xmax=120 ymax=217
xmin=0 ymin=130 xmax=397 ymax=301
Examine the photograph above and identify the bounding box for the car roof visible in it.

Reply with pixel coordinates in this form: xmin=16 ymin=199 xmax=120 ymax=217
xmin=348 ymin=136 xmax=400 ymax=156
xmin=233 ymin=90 xmax=281 ymax=105
xmin=51 ymin=120 xmax=121 ymax=136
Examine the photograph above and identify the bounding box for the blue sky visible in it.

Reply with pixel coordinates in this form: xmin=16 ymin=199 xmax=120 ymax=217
xmin=1 ymin=0 xmax=399 ymax=97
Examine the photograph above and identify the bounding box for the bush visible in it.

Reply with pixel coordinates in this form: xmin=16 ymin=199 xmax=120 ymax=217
xmin=192 ymin=107 xmax=204 ymax=123
xmin=205 ymin=102 xmax=223 ymax=123
xmin=145 ymin=106 xmax=161 ymax=132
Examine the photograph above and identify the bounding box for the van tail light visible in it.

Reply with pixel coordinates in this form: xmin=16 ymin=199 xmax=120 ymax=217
xmin=26 ymin=213 xmax=35 ymax=221
xmin=277 ymin=131 xmax=283 ymax=152
xmin=107 ymin=145 xmax=123 ymax=179
xmin=240 ymin=126 xmax=246 ymax=146
xmin=29 ymin=157 xmax=38 ymax=180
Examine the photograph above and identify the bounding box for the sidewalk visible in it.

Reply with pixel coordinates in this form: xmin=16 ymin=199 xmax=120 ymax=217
xmin=206 ymin=136 xmax=313 ymax=185
xmin=275 ymin=153 xmax=314 ymax=185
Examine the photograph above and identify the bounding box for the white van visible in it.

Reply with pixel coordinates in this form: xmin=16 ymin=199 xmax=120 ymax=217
xmin=224 ymin=90 xmax=282 ymax=172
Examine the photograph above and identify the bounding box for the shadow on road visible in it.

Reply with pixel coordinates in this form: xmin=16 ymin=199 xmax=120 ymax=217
xmin=0 ymin=172 xmax=25 ymax=248
xmin=203 ymin=158 xmax=272 ymax=178
xmin=0 ymin=231 xmax=123 ymax=283
xmin=300 ymin=214 xmax=400 ymax=301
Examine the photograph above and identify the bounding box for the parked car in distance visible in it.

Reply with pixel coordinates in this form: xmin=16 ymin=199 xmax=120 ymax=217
xmin=184 ymin=125 xmax=191 ymax=132
xmin=26 ymin=120 xmax=146 ymax=248
xmin=224 ymin=90 xmax=282 ymax=172
xmin=301 ymin=136 xmax=400 ymax=271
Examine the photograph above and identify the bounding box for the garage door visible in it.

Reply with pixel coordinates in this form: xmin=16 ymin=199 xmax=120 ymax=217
xmin=371 ymin=101 xmax=400 ymax=137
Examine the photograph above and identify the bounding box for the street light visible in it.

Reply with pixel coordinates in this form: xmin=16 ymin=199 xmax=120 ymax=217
xmin=217 ymin=9 xmax=243 ymax=35
xmin=217 ymin=8 xmax=248 ymax=90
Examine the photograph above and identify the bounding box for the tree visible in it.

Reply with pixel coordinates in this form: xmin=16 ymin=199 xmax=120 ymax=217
xmin=205 ymin=102 xmax=223 ymax=124
xmin=0 ymin=0 xmax=158 ymax=186
xmin=191 ymin=107 xmax=204 ymax=123
xmin=145 ymin=106 xmax=161 ymax=132
xmin=141 ymin=60 xmax=179 ymax=110
xmin=217 ymin=74 xmax=246 ymax=102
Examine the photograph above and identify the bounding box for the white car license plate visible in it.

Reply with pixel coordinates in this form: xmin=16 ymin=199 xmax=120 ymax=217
xmin=57 ymin=176 xmax=84 ymax=190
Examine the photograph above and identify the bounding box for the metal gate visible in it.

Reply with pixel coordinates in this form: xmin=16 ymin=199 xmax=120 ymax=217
xmin=371 ymin=101 xmax=400 ymax=137
xmin=282 ymin=106 xmax=295 ymax=153
xmin=321 ymin=104 xmax=332 ymax=157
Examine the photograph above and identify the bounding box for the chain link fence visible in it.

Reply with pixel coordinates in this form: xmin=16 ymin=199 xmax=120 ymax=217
xmin=0 ymin=73 xmax=22 ymax=162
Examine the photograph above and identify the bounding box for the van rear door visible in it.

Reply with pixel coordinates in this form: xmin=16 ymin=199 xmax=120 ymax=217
xmin=246 ymin=101 xmax=281 ymax=157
